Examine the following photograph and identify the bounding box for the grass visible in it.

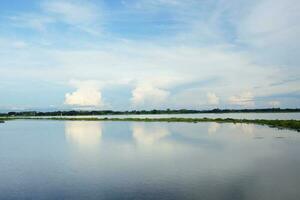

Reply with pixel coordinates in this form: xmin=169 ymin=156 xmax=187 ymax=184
xmin=1 ymin=116 xmax=300 ymax=132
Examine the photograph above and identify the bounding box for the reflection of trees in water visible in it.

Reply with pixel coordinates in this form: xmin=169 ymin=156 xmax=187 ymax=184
xmin=65 ymin=121 xmax=102 ymax=148
xmin=132 ymin=123 xmax=170 ymax=146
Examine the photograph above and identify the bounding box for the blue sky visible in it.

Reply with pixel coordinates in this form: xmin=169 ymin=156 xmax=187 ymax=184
xmin=0 ymin=0 xmax=299 ymax=111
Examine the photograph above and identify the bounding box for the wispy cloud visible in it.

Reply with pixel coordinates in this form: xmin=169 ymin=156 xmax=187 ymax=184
xmin=9 ymin=0 xmax=103 ymax=35
xmin=9 ymin=14 xmax=54 ymax=32
xmin=11 ymin=41 xmax=28 ymax=49
xmin=42 ymin=0 xmax=102 ymax=35
xmin=236 ymin=0 xmax=300 ymax=67
xmin=42 ymin=0 xmax=99 ymax=24
xmin=229 ymin=92 xmax=255 ymax=107
xmin=1 ymin=0 xmax=299 ymax=110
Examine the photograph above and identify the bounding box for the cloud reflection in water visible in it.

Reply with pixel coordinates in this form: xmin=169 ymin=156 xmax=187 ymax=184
xmin=132 ymin=123 xmax=170 ymax=146
xmin=65 ymin=121 xmax=102 ymax=148
xmin=230 ymin=123 xmax=254 ymax=134
xmin=208 ymin=122 xmax=221 ymax=134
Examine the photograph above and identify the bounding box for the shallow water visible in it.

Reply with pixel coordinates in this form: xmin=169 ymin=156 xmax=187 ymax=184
xmin=0 ymin=120 xmax=300 ymax=200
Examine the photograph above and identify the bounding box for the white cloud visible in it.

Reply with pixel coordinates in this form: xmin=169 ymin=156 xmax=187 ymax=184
xmin=237 ymin=0 xmax=300 ymax=66
xmin=269 ymin=101 xmax=280 ymax=107
xmin=11 ymin=41 xmax=28 ymax=49
xmin=238 ymin=0 xmax=300 ymax=45
xmin=42 ymin=0 xmax=102 ymax=35
xmin=136 ymin=0 xmax=184 ymax=7
xmin=64 ymin=80 xmax=103 ymax=107
xmin=131 ymin=83 xmax=170 ymax=108
xmin=1 ymin=36 xmax=294 ymax=109
xmin=133 ymin=0 xmax=199 ymax=10
xmin=9 ymin=14 xmax=54 ymax=32
xmin=2 ymin=0 xmax=300 ymax=109
xmin=229 ymin=91 xmax=255 ymax=107
xmin=1 ymin=39 xmax=289 ymax=109
xmin=207 ymin=92 xmax=219 ymax=105
xmin=10 ymin=0 xmax=102 ymax=34
xmin=42 ymin=0 xmax=99 ymax=24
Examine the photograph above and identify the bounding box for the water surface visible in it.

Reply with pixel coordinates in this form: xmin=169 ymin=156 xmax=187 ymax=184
xmin=0 ymin=120 xmax=300 ymax=200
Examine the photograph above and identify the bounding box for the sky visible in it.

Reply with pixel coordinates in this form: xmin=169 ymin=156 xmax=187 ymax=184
xmin=0 ymin=0 xmax=299 ymax=111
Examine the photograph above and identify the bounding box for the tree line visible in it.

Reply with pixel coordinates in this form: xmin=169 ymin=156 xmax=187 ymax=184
xmin=0 ymin=108 xmax=300 ymax=117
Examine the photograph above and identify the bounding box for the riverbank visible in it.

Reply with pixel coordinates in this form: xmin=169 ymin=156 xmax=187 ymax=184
xmin=1 ymin=117 xmax=300 ymax=132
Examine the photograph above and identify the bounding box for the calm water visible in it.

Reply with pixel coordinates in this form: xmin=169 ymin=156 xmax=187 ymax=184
xmin=37 ymin=112 xmax=300 ymax=120
xmin=1 ymin=120 xmax=300 ymax=200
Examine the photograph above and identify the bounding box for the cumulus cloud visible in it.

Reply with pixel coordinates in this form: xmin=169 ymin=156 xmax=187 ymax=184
xmin=207 ymin=92 xmax=219 ymax=105
xmin=228 ymin=92 xmax=255 ymax=107
xmin=131 ymin=83 xmax=170 ymax=108
xmin=2 ymin=0 xmax=300 ymax=109
xmin=64 ymin=81 xmax=103 ymax=107
xmin=269 ymin=101 xmax=280 ymax=107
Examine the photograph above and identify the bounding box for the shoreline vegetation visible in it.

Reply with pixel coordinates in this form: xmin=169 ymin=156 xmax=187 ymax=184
xmin=1 ymin=117 xmax=299 ymax=132
xmin=1 ymin=108 xmax=300 ymax=117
